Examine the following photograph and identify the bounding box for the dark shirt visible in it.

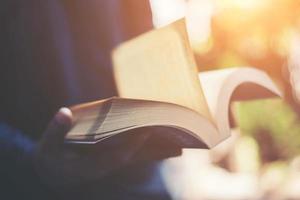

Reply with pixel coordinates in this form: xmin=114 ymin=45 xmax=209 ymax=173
xmin=0 ymin=124 xmax=52 ymax=199
xmin=0 ymin=123 xmax=173 ymax=200
xmin=0 ymin=1 xmax=176 ymax=199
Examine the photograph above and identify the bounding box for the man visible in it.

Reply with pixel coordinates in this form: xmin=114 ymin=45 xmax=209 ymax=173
xmin=0 ymin=0 xmax=181 ymax=199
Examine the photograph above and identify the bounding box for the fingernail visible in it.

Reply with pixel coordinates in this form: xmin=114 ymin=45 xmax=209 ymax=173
xmin=55 ymin=107 xmax=73 ymax=125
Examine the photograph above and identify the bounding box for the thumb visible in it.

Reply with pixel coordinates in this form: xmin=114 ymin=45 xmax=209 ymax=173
xmin=40 ymin=107 xmax=73 ymax=152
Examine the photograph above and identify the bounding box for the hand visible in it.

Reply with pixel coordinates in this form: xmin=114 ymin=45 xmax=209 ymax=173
xmin=34 ymin=108 xmax=150 ymax=187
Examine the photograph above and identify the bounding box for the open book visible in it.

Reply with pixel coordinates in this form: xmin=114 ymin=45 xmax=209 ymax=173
xmin=65 ymin=19 xmax=282 ymax=149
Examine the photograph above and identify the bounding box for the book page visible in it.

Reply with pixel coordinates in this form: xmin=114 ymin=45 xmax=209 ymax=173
xmin=199 ymin=67 xmax=282 ymax=138
xmin=66 ymin=97 xmax=220 ymax=148
xmin=112 ymin=19 xmax=212 ymax=121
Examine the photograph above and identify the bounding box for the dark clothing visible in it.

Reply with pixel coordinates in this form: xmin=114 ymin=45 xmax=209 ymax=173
xmin=0 ymin=124 xmax=173 ymax=200
xmin=0 ymin=0 xmax=153 ymax=137
xmin=0 ymin=1 xmax=175 ymax=199
xmin=0 ymin=124 xmax=50 ymax=199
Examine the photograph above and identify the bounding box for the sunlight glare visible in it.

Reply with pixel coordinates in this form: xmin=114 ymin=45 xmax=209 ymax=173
xmin=232 ymin=0 xmax=263 ymax=10
xmin=150 ymin=0 xmax=186 ymax=28
xmin=217 ymin=0 xmax=266 ymax=10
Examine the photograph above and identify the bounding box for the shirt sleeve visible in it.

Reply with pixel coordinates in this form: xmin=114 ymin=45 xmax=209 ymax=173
xmin=0 ymin=123 xmax=53 ymax=200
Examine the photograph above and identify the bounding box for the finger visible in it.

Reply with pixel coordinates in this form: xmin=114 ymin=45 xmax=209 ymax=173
xmin=40 ymin=107 xmax=73 ymax=152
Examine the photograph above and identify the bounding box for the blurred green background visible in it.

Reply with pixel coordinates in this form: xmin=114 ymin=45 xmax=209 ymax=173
xmin=151 ymin=0 xmax=300 ymax=199
xmin=151 ymin=0 xmax=300 ymax=163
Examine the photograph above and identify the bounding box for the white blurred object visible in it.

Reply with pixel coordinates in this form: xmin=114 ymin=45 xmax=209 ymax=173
xmin=283 ymin=176 xmax=300 ymax=200
xmin=160 ymin=129 xmax=260 ymax=200
xmin=288 ymin=33 xmax=300 ymax=103
xmin=150 ymin=0 xmax=214 ymax=46
xmin=282 ymin=156 xmax=300 ymax=199
xmin=209 ymin=128 xmax=239 ymax=163
xmin=186 ymin=0 xmax=214 ymax=46
xmin=150 ymin=0 xmax=187 ymax=28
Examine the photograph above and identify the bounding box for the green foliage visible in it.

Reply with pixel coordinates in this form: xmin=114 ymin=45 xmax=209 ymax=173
xmin=235 ymin=99 xmax=300 ymax=158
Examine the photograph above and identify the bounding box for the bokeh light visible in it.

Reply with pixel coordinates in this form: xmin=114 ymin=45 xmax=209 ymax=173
xmin=150 ymin=0 xmax=300 ymax=199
